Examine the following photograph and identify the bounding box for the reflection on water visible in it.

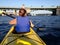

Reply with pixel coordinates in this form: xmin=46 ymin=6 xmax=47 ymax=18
xmin=0 ymin=15 xmax=60 ymax=45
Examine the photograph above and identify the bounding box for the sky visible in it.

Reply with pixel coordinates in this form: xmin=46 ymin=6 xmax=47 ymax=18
xmin=0 ymin=0 xmax=60 ymax=7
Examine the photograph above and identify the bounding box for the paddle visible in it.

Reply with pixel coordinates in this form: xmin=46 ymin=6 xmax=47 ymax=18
xmin=6 ymin=14 xmax=15 ymax=19
xmin=6 ymin=14 xmax=44 ymax=29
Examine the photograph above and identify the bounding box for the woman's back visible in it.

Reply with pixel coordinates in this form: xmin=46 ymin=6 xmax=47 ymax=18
xmin=15 ymin=16 xmax=30 ymax=33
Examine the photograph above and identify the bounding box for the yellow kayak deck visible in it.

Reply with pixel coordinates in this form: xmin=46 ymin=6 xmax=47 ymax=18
xmin=0 ymin=26 xmax=46 ymax=45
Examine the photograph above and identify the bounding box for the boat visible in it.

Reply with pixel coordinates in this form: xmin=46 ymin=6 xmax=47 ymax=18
xmin=0 ymin=26 xmax=46 ymax=45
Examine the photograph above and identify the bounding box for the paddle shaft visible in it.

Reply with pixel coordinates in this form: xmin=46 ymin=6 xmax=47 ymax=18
xmin=6 ymin=14 xmax=39 ymax=28
xmin=6 ymin=14 xmax=15 ymax=19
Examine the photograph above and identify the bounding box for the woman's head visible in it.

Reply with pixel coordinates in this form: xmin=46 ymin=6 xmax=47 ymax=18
xmin=19 ymin=8 xmax=27 ymax=17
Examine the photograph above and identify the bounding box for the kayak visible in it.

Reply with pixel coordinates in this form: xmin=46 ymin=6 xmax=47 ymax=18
xmin=0 ymin=26 xmax=46 ymax=45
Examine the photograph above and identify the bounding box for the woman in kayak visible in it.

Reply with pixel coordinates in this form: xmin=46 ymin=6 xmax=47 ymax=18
xmin=9 ymin=8 xmax=34 ymax=33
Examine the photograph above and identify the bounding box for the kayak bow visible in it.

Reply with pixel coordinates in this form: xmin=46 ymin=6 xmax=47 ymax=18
xmin=0 ymin=26 xmax=46 ymax=45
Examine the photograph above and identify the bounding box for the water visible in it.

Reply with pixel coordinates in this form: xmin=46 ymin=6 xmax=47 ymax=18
xmin=0 ymin=15 xmax=60 ymax=45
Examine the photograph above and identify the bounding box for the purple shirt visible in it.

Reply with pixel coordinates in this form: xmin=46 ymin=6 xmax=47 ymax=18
xmin=15 ymin=16 xmax=30 ymax=33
